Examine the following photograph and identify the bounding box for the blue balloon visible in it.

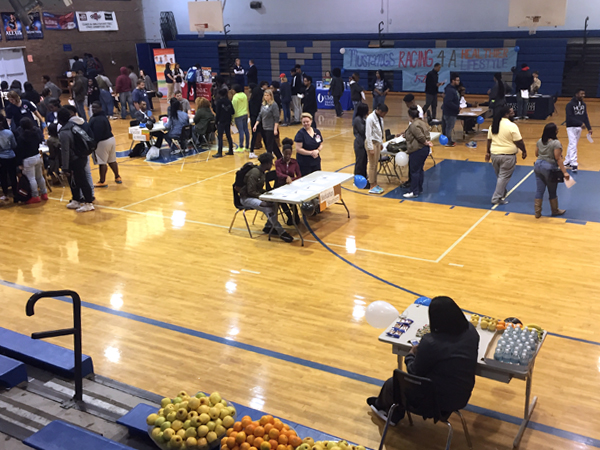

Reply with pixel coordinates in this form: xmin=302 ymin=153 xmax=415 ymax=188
xmin=439 ymin=134 xmax=449 ymax=146
xmin=414 ymin=296 xmax=432 ymax=306
xmin=354 ymin=174 xmax=367 ymax=189
xmin=477 ymin=116 xmax=485 ymax=124
xmin=514 ymin=46 xmax=520 ymax=52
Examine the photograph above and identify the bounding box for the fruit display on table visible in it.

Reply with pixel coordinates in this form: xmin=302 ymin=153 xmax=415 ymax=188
xmin=147 ymin=391 xmax=236 ymax=450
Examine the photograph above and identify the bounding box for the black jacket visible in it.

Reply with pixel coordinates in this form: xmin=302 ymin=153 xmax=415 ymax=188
xmin=302 ymin=84 xmax=317 ymax=115
xmin=249 ymin=87 xmax=264 ymax=118
xmin=15 ymin=127 xmax=44 ymax=164
xmin=215 ymin=97 xmax=234 ymax=125
xmin=405 ymin=324 xmax=479 ymax=413
xmin=442 ymin=84 xmax=460 ymax=116
xmin=247 ymin=65 xmax=258 ymax=85
xmin=425 ymin=70 xmax=439 ymax=95
xmin=566 ymin=97 xmax=592 ymax=129
xmin=89 ymin=112 xmax=114 ymax=142
xmin=329 ymin=76 xmax=345 ymax=97
xmin=280 ymin=82 xmax=292 ymax=103
xmin=291 ymin=73 xmax=304 ymax=95
xmin=350 ymin=81 xmax=363 ymax=102
xmin=514 ymin=68 xmax=534 ymax=91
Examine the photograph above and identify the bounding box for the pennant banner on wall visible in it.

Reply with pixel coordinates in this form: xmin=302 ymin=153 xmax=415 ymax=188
xmin=26 ymin=11 xmax=43 ymax=39
xmin=76 ymin=11 xmax=118 ymax=31
xmin=153 ymin=48 xmax=176 ymax=97
xmin=2 ymin=12 xmax=24 ymax=40
xmin=43 ymin=11 xmax=77 ymax=30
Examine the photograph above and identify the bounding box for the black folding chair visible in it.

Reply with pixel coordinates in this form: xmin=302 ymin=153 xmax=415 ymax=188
xmin=229 ymin=186 xmax=256 ymax=239
xmin=427 ymin=109 xmax=442 ymax=132
xmin=177 ymin=124 xmax=199 ymax=154
xmin=378 ymin=369 xmax=473 ymax=450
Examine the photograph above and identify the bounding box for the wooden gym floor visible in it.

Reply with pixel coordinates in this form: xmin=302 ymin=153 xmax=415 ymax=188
xmin=1 ymin=93 xmax=599 ymax=450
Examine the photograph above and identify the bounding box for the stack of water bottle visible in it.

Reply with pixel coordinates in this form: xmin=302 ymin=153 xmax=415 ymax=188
xmin=493 ymin=323 xmax=539 ymax=366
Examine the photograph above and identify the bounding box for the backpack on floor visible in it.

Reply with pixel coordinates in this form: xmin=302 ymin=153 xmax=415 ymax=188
xmin=16 ymin=174 xmax=31 ymax=202
xmin=130 ymin=142 xmax=146 ymax=158
xmin=72 ymin=125 xmax=97 ymax=157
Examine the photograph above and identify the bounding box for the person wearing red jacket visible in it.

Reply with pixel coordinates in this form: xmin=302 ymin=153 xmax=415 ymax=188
xmin=275 ymin=138 xmax=301 ymax=225
xmin=115 ymin=66 xmax=134 ymax=119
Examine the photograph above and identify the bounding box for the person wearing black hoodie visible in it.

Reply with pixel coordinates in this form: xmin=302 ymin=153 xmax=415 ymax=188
xmin=367 ymin=296 xmax=479 ymax=426
xmin=565 ymin=89 xmax=592 ymax=173
xmin=441 ymin=73 xmax=461 ymax=147
xmin=15 ymin=117 xmax=46 ymax=204
xmin=58 ymin=107 xmax=95 ymax=212
xmin=514 ymin=63 xmax=534 ymax=120
xmin=329 ymin=68 xmax=345 ymax=118
xmin=89 ymin=101 xmax=121 ymax=187
xmin=213 ymin=88 xmax=234 ymax=158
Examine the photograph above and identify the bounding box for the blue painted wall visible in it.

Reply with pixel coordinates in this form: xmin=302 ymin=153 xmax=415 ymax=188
xmin=167 ymin=30 xmax=595 ymax=96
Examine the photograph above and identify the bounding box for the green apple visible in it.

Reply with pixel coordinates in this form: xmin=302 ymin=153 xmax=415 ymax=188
xmin=206 ymin=431 xmax=218 ymax=443
xmin=303 ymin=438 xmax=315 ymax=447
xmin=187 ymin=437 xmax=198 ymax=448
xmin=299 ymin=444 xmax=311 ymax=450
xmin=176 ymin=429 xmax=186 ymax=439
xmin=206 ymin=421 xmax=216 ymax=432
xmin=199 ymin=397 xmax=210 ymax=406
xmin=209 ymin=392 xmax=222 ymax=406
xmin=172 ymin=420 xmax=183 ymax=431
xmin=330 ymin=446 xmax=341 ymax=450
xmin=197 ymin=425 xmax=209 ymax=437
xmin=196 ymin=392 xmax=207 ymax=398
xmin=177 ymin=408 xmax=188 ymax=421
xmin=215 ymin=403 xmax=224 ymax=411
xmin=151 ymin=427 xmax=162 ymax=440
xmin=171 ymin=434 xmax=184 ymax=449
xmin=146 ymin=413 xmax=159 ymax=426
xmin=178 ymin=391 xmax=188 ymax=398
xmin=167 ymin=412 xmax=177 ymax=423
xmin=222 ymin=416 xmax=234 ymax=428
xmin=208 ymin=407 xmax=220 ymax=420
xmin=188 ymin=398 xmax=200 ymax=411
xmin=185 ymin=427 xmax=197 ymax=438
xmin=155 ymin=417 xmax=166 ymax=428
xmin=161 ymin=398 xmax=172 ymax=408
xmin=173 ymin=397 xmax=182 ymax=404
xmin=215 ymin=425 xmax=226 ymax=436
xmin=158 ymin=408 xmax=165 ymax=417
xmin=183 ymin=420 xmax=191 ymax=430
xmin=219 ymin=409 xmax=230 ymax=420
xmin=161 ymin=421 xmax=172 ymax=432
xmin=198 ymin=405 xmax=210 ymax=415
xmin=312 ymin=445 xmax=324 ymax=450
xmin=188 ymin=411 xmax=198 ymax=420
xmin=190 ymin=417 xmax=201 ymax=428
xmin=165 ymin=404 xmax=176 ymax=415
xmin=214 ymin=418 xmax=222 ymax=427
xmin=197 ymin=437 xmax=208 ymax=449
xmin=180 ymin=401 xmax=189 ymax=411
xmin=227 ymin=406 xmax=236 ymax=416
xmin=163 ymin=428 xmax=175 ymax=441
xmin=220 ymin=400 xmax=227 ymax=407
xmin=199 ymin=413 xmax=210 ymax=425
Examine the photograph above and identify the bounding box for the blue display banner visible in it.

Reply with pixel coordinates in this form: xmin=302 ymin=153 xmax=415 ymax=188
xmin=343 ymin=47 xmax=517 ymax=72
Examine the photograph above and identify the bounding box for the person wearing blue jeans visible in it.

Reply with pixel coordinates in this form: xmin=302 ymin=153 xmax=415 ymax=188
xmin=234 ymin=115 xmax=249 ymax=150
xmin=119 ymin=91 xmax=135 ymax=120
xmin=99 ymin=89 xmax=114 ymax=117
xmin=403 ymin=107 xmax=432 ymax=198
xmin=533 ymin=123 xmax=569 ymax=218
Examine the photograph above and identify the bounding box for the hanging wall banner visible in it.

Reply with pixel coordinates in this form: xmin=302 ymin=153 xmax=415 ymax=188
xmin=25 ymin=11 xmax=43 ymax=39
xmin=76 ymin=11 xmax=118 ymax=31
xmin=153 ymin=48 xmax=176 ymax=97
xmin=2 ymin=13 xmax=24 ymax=40
xmin=43 ymin=12 xmax=77 ymax=30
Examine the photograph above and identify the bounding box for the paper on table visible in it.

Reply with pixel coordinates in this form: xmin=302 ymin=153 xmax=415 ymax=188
xmin=565 ymin=175 xmax=576 ymax=188
xmin=471 ymin=108 xmax=483 ymax=111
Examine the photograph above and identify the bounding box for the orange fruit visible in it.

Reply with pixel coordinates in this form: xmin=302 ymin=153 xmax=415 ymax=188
xmin=227 ymin=437 xmax=236 ymax=449
xmin=254 ymin=438 xmax=264 ymax=448
xmin=264 ymin=424 xmax=274 ymax=434
xmin=260 ymin=415 xmax=274 ymax=426
xmin=250 ymin=447 xmax=258 ymax=450
xmin=233 ymin=422 xmax=243 ymax=432
xmin=222 ymin=446 xmax=228 ymax=450
xmin=241 ymin=443 xmax=251 ymax=450
xmin=277 ymin=445 xmax=286 ymax=450
xmin=232 ymin=446 xmax=240 ymax=450
xmin=287 ymin=445 xmax=293 ymax=450
xmin=269 ymin=439 xmax=278 ymax=449
xmin=260 ymin=442 xmax=271 ymax=450
xmin=268 ymin=429 xmax=279 ymax=440
xmin=245 ymin=424 xmax=256 ymax=436
xmin=227 ymin=429 xmax=233 ymax=437
xmin=222 ymin=437 xmax=228 ymax=445
xmin=241 ymin=416 xmax=253 ymax=428
xmin=287 ymin=430 xmax=297 ymax=438
xmin=254 ymin=426 xmax=264 ymax=437
xmin=282 ymin=424 xmax=290 ymax=431
xmin=273 ymin=420 xmax=283 ymax=431
xmin=289 ymin=436 xmax=302 ymax=448
xmin=278 ymin=435 xmax=288 ymax=446
xmin=247 ymin=436 xmax=255 ymax=446
xmin=231 ymin=432 xmax=238 ymax=439
xmin=236 ymin=432 xmax=247 ymax=445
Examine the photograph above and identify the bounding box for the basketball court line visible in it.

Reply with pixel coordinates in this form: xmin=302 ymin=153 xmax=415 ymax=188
xmin=0 ymin=277 xmax=599 ymax=448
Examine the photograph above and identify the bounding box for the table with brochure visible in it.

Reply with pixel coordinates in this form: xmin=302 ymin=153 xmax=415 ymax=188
xmin=378 ymin=301 xmax=547 ymax=448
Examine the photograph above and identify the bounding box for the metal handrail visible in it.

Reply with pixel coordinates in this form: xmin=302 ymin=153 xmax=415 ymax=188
xmin=26 ymin=290 xmax=83 ymax=404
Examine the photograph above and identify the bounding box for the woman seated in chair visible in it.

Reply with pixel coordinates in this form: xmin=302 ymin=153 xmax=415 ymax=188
xmin=368 ymin=296 xmax=479 ymax=425
xmin=193 ymin=97 xmax=215 ymax=145
xmin=164 ymin=98 xmax=189 ymax=151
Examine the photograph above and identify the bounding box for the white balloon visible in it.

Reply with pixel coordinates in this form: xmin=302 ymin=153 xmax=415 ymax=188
xmin=395 ymin=152 xmax=409 ymax=166
xmin=340 ymin=48 xmax=346 ymax=55
xmin=365 ymin=301 xmax=399 ymax=328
